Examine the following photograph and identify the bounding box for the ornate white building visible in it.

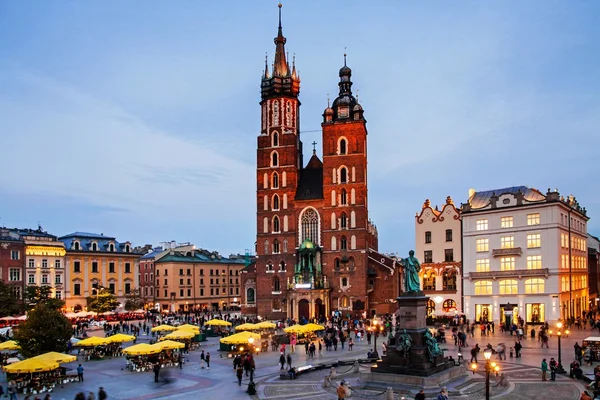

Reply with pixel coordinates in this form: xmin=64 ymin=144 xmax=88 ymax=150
xmin=415 ymin=196 xmax=462 ymax=318
xmin=462 ymin=186 xmax=589 ymax=326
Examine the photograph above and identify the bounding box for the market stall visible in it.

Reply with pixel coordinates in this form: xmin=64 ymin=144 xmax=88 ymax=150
xmin=583 ymin=336 xmax=600 ymax=361
xmin=220 ymin=331 xmax=261 ymax=355
xmin=123 ymin=343 xmax=161 ymax=372
xmin=151 ymin=324 xmax=178 ymax=333
xmin=4 ymin=358 xmax=78 ymax=395
xmin=205 ymin=318 xmax=232 ymax=337
xmin=75 ymin=336 xmax=121 ymax=360
xmin=0 ymin=340 xmax=20 ymax=351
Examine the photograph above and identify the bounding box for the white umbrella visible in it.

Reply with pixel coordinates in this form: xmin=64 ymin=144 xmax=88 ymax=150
xmin=6 ymin=357 xmax=20 ymax=364
xmin=0 ymin=316 xmax=17 ymax=321
xmin=15 ymin=315 xmax=27 ymax=321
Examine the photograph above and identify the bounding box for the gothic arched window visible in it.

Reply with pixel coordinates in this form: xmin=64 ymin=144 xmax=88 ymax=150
xmin=273 ymin=239 xmax=280 ymax=253
xmin=340 ymin=167 xmax=348 ymax=183
xmin=339 ymin=138 xmax=347 ymax=155
xmin=264 ymin=240 xmax=270 ymax=254
xmin=271 ymin=151 xmax=279 ymax=167
xmin=272 ymin=194 xmax=280 ymax=210
xmin=340 ymin=236 xmax=348 ymax=250
xmin=300 ymin=208 xmax=319 ymax=244
xmin=272 ymin=172 xmax=279 ymax=188
xmin=273 ymin=216 xmax=280 ymax=233
xmin=246 ymin=288 xmax=255 ymax=303
xmin=273 ymin=132 xmax=279 ymax=147
xmin=273 ymin=277 xmax=280 ymax=292
xmin=283 ymin=239 xmax=288 ymax=253
xmin=340 ymin=189 xmax=348 ymax=205
xmin=340 ymin=212 xmax=347 ymax=229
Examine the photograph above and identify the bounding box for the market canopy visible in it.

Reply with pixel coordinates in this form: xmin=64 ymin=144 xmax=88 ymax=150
xmin=303 ymin=323 xmax=325 ymax=332
xmin=75 ymin=336 xmax=110 ymax=347
xmin=283 ymin=324 xmax=307 ymax=334
xmin=235 ymin=323 xmax=258 ymax=331
xmin=152 ymin=340 xmax=185 ymax=350
xmin=151 ymin=324 xmax=178 ymax=332
xmin=161 ymin=330 xmax=195 ymax=340
xmin=255 ymin=321 xmax=276 ymax=329
xmin=123 ymin=343 xmax=161 ymax=356
xmin=107 ymin=333 xmax=136 ymax=343
xmin=220 ymin=331 xmax=260 ymax=345
xmin=205 ymin=319 xmax=232 ymax=327
xmin=31 ymin=351 xmax=76 ymax=364
xmin=0 ymin=340 xmax=20 ymax=351
xmin=4 ymin=358 xmax=59 ymax=373
xmin=177 ymin=324 xmax=200 ymax=332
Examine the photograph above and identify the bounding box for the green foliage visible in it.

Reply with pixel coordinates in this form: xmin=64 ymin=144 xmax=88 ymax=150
xmin=13 ymin=303 xmax=72 ymax=357
xmin=124 ymin=289 xmax=145 ymax=311
xmin=86 ymin=289 xmax=119 ymax=313
xmin=24 ymin=285 xmax=65 ymax=311
xmin=0 ymin=281 xmax=21 ymax=317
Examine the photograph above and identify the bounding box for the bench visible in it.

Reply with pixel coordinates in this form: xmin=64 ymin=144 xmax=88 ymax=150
xmin=279 ymin=365 xmax=313 ymax=380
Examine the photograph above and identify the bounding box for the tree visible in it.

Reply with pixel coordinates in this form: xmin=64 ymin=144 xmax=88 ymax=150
xmin=24 ymin=285 xmax=65 ymax=311
xmin=13 ymin=303 xmax=72 ymax=357
xmin=124 ymin=289 xmax=145 ymax=311
xmin=86 ymin=289 xmax=119 ymax=313
xmin=0 ymin=281 xmax=21 ymax=317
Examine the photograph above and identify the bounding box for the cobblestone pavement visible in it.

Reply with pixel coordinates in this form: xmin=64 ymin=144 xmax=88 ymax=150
xmin=1 ymin=325 xmax=597 ymax=399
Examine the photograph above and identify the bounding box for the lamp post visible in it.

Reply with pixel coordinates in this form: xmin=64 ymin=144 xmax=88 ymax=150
xmin=372 ymin=319 xmax=379 ymax=357
xmin=471 ymin=348 xmax=499 ymax=400
xmin=555 ymin=322 xmax=568 ymax=374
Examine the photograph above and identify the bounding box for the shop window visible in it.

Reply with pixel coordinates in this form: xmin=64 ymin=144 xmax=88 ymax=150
xmin=442 ymin=270 xmax=457 ymax=290
xmin=423 ymin=272 xmax=436 ymax=290
xmin=442 ymin=299 xmax=457 ymax=313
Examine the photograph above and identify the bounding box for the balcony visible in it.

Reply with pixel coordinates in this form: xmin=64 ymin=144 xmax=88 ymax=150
xmin=469 ymin=268 xmax=549 ymax=279
xmin=492 ymin=247 xmax=522 ymax=257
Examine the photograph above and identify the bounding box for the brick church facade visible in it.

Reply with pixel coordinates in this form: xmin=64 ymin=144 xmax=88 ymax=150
xmin=241 ymin=5 xmax=401 ymax=321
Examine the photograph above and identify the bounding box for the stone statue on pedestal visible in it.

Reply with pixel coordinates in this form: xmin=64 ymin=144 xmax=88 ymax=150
xmin=424 ymin=329 xmax=443 ymax=363
xmin=397 ymin=329 xmax=413 ymax=358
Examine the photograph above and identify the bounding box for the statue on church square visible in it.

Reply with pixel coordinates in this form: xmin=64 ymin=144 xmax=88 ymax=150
xmin=400 ymin=250 xmax=421 ymax=293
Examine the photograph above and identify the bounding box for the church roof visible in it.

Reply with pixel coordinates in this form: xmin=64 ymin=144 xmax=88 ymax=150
xmin=295 ymin=153 xmax=323 ymax=201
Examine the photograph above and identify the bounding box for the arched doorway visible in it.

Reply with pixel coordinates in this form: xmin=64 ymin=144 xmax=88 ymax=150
xmin=314 ymin=298 xmax=325 ymax=319
xmin=74 ymin=304 xmax=83 ymax=312
xmin=298 ymin=299 xmax=310 ymax=320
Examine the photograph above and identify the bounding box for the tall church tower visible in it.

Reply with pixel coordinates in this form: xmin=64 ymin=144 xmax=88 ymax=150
xmin=256 ymin=4 xmax=302 ymax=318
xmin=321 ymin=56 xmax=371 ymax=312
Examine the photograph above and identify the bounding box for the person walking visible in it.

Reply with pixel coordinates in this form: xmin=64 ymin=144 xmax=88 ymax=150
xmin=286 ymin=353 xmax=292 ymax=370
xmin=279 ymin=353 xmax=286 ymax=370
xmin=205 ymin=352 xmax=211 ymax=369
xmin=7 ymin=380 xmax=17 ymax=400
xmin=77 ymin=364 xmax=85 ymax=382
xmin=98 ymin=387 xmax=107 ymax=400
xmin=336 ymin=383 xmax=346 ymax=400
xmin=153 ymin=362 xmax=161 ymax=382
xmin=415 ymin=389 xmax=426 ymax=400
xmin=541 ymin=358 xmax=548 ymax=381
xmin=178 ymin=352 xmax=184 ymax=369
xmin=236 ymin=365 xmax=244 ymax=386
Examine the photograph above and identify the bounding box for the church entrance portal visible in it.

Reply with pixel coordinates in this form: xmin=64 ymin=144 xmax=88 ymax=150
xmin=298 ymin=299 xmax=310 ymax=320
xmin=314 ymin=298 xmax=325 ymax=320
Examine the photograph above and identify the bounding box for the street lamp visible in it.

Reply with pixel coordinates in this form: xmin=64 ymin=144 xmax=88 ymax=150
xmin=555 ymin=322 xmax=568 ymax=374
xmin=372 ymin=319 xmax=379 ymax=357
xmin=471 ymin=348 xmax=499 ymax=400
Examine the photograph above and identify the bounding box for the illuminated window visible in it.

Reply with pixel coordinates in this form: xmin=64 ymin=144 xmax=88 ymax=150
xmin=524 ymin=278 xmax=545 ymax=294
xmin=423 ymin=272 xmax=436 ymax=290
xmin=426 ymin=299 xmax=435 ymax=316
xmin=527 ymin=233 xmax=541 ymax=248
xmin=443 ymin=270 xmax=457 ymax=290
xmin=476 ymin=219 xmax=488 ymax=231
xmin=476 ymin=238 xmax=489 ymax=252
xmin=500 ymin=257 xmax=515 ymax=271
xmin=501 ymin=216 xmax=513 ymax=228
xmin=498 ymin=279 xmax=518 ymax=295
xmin=527 ymin=255 xmax=542 ymax=270
xmin=500 ymin=236 xmax=514 ymax=249
xmin=474 ymin=281 xmax=493 ymax=295
xmin=561 ymin=233 xmax=567 ymax=248
xmin=527 ymin=213 xmax=540 ymax=226
xmin=443 ymin=299 xmax=457 ymax=312
xmin=476 ymin=259 xmax=490 ymax=272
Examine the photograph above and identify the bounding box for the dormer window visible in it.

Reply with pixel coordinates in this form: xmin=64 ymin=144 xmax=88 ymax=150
xmin=338 ymin=107 xmax=349 ymax=118
xmin=73 ymin=242 xmax=80 ymax=251
xmin=109 ymin=243 xmax=115 ymax=252
xmin=125 ymin=244 xmax=130 ymax=253
xmin=91 ymin=243 xmax=98 ymax=252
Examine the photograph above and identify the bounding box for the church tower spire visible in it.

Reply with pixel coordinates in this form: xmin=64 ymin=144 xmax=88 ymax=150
xmin=273 ymin=4 xmax=289 ymax=77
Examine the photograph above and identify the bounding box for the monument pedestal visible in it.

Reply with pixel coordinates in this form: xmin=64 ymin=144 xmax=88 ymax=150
xmin=372 ymin=294 xmax=454 ymax=377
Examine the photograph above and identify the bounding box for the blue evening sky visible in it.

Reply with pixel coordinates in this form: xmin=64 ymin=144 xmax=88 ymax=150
xmin=0 ymin=1 xmax=598 ymax=255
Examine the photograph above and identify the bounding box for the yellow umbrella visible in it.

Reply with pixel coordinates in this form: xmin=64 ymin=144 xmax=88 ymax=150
xmin=151 ymin=324 xmax=178 ymax=332
xmin=75 ymin=336 xmax=110 ymax=347
xmin=107 ymin=333 xmax=136 ymax=343
xmin=4 ymin=358 xmax=58 ymax=373
xmin=220 ymin=331 xmax=260 ymax=345
xmin=205 ymin=319 xmax=232 ymax=327
xmin=31 ymin=351 xmax=77 ymax=364
xmin=283 ymin=324 xmax=307 ymax=334
xmin=235 ymin=323 xmax=258 ymax=331
xmin=255 ymin=321 xmax=277 ymax=329
xmin=177 ymin=324 xmax=200 ymax=332
xmin=123 ymin=343 xmax=161 ymax=356
xmin=153 ymin=340 xmax=185 ymax=350
xmin=0 ymin=340 xmax=20 ymax=350
xmin=162 ymin=330 xmax=195 ymax=340
xmin=303 ymin=323 xmax=325 ymax=332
